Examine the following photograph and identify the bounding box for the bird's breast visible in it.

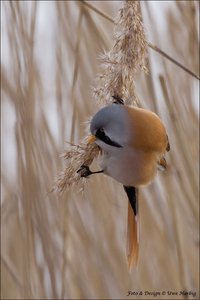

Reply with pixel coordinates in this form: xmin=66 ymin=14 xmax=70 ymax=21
xmin=99 ymin=147 xmax=158 ymax=187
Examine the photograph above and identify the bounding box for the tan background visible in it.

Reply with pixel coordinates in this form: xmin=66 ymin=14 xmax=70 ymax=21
xmin=1 ymin=1 xmax=199 ymax=299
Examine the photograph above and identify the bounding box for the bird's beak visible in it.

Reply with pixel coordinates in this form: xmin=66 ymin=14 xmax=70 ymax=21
xmin=87 ymin=135 xmax=96 ymax=144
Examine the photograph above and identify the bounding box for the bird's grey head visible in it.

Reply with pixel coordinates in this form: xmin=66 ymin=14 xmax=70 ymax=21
xmin=90 ymin=104 xmax=129 ymax=149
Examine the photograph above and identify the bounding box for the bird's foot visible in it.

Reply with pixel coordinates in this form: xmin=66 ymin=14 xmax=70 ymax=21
xmin=77 ymin=165 xmax=104 ymax=178
xmin=112 ymin=95 xmax=124 ymax=105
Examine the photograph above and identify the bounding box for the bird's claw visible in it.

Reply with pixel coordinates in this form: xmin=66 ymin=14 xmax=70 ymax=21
xmin=77 ymin=165 xmax=92 ymax=178
xmin=112 ymin=95 xmax=124 ymax=105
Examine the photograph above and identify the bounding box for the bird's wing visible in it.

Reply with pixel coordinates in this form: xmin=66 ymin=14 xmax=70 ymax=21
xmin=123 ymin=186 xmax=139 ymax=270
xmin=157 ymin=134 xmax=170 ymax=171
xmin=166 ymin=135 xmax=170 ymax=152
xmin=157 ymin=156 xmax=167 ymax=171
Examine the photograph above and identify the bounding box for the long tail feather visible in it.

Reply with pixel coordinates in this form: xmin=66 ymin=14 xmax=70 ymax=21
xmin=127 ymin=201 xmax=139 ymax=269
xmin=123 ymin=186 xmax=139 ymax=270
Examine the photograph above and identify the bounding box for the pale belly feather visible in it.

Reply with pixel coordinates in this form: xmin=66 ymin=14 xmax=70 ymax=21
xmin=99 ymin=147 xmax=158 ymax=187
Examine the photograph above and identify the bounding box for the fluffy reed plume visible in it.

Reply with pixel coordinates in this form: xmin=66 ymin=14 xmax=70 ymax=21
xmin=54 ymin=0 xmax=147 ymax=192
xmin=94 ymin=0 xmax=147 ymax=104
xmin=55 ymin=142 xmax=99 ymax=192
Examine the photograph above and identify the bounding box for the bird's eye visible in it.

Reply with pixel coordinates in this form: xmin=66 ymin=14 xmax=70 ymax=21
xmin=96 ymin=128 xmax=104 ymax=137
xmin=95 ymin=128 xmax=105 ymax=140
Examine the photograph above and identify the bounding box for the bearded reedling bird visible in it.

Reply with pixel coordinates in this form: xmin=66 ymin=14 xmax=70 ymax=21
xmin=82 ymin=99 xmax=170 ymax=269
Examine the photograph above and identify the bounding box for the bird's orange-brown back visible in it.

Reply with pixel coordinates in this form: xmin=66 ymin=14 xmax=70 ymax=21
xmin=125 ymin=106 xmax=168 ymax=154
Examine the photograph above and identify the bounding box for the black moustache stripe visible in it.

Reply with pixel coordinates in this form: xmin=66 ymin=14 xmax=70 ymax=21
xmin=96 ymin=130 xmax=122 ymax=148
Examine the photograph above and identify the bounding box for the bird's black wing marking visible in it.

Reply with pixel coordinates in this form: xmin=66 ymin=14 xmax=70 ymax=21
xmin=123 ymin=186 xmax=138 ymax=216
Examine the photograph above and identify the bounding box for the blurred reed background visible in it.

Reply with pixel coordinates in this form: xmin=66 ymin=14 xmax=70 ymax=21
xmin=1 ymin=1 xmax=199 ymax=299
